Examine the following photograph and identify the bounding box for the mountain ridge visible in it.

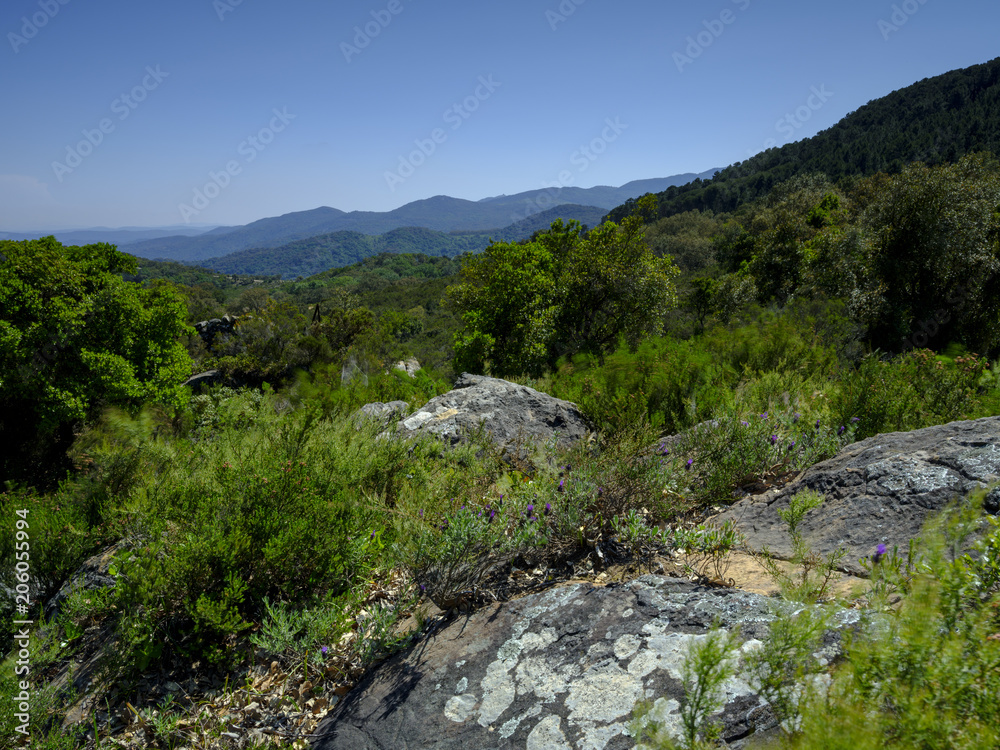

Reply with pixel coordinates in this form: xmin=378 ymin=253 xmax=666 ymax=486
xmin=121 ymin=171 xmax=719 ymax=264
xmin=605 ymin=56 xmax=1000 ymax=223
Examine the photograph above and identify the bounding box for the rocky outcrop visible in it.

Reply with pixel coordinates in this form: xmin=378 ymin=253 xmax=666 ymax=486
xmin=713 ymin=416 xmax=1000 ymax=575
xmin=193 ymin=315 xmax=237 ymax=345
xmin=390 ymin=373 xmax=593 ymax=453
xmin=310 ymin=575 xmax=860 ymax=750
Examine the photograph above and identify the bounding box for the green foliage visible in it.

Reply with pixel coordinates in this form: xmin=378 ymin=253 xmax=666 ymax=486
xmin=0 ymin=237 xmax=192 ymax=485
xmin=80 ymin=393 xmax=403 ymax=673
xmin=203 ymin=228 xmax=492 ymax=279
xmin=448 ymin=200 xmax=680 ymax=377
xmin=847 ymin=153 xmax=1000 ymax=353
xmin=769 ymin=493 xmax=1000 ymax=748
xmin=830 ymin=348 xmax=995 ymax=440
xmin=633 ymin=628 xmax=740 ymax=750
xmin=540 ymin=302 xmax=846 ymax=438
xmin=645 ymin=209 xmax=726 ymax=272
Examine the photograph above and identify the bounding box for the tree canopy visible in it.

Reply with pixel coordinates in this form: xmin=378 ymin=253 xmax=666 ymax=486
xmin=446 ymin=197 xmax=680 ymax=377
xmin=0 ymin=237 xmax=192 ymax=484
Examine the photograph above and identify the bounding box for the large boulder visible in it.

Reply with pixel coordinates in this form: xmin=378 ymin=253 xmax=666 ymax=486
xmin=713 ymin=416 xmax=1000 ymax=575
xmin=390 ymin=373 xmax=593 ymax=453
xmin=310 ymin=575 xmax=859 ymax=750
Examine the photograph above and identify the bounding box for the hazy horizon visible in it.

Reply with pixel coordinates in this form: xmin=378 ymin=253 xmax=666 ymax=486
xmin=2 ymin=0 xmax=998 ymax=231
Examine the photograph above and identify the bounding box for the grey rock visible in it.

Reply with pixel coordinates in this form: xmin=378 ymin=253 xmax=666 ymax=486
xmin=393 ymin=358 xmax=421 ymax=378
xmin=713 ymin=416 xmax=1000 ymax=576
xmin=183 ymin=369 xmax=222 ymax=392
xmin=356 ymin=401 xmax=410 ymax=429
xmin=310 ymin=575 xmax=859 ymax=750
xmin=43 ymin=544 xmax=126 ymax=622
xmin=193 ymin=315 xmax=237 ymax=345
xmin=390 ymin=373 xmax=592 ymax=453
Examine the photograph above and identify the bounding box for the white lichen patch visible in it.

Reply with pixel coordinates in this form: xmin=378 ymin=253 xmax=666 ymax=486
xmin=613 ymin=634 xmax=641 ymax=660
xmin=578 ymin=721 xmax=625 ymax=750
xmin=565 ymin=663 xmax=644 ymax=724
xmin=444 ymin=693 xmax=478 ymax=723
xmin=499 ymin=703 xmax=542 ymax=739
xmin=455 ymin=677 xmax=468 ymax=694
xmin=478 ymin=658 xmax=516 ymax=727
xmin=526 ymin=715 xmax=572 ymax=750
xmin=627 ymin=649 xmax=659 ymax=678
xmin=516 ymin=656 xmax=577 ymax=702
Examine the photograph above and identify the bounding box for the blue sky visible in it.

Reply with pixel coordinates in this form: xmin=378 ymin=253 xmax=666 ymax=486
xmin=1 ymin=0 xmax=998 ymax=231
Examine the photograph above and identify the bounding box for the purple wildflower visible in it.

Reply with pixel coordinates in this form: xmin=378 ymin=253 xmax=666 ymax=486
xmin=815 ymin=419 xmax=821 ymax=430
xmin=544 ymin=503 xmax=552 ymax=515
xmin=741 ymin=420 xmax=749 ymax=427
xmin=851 ymin=417 xmax=860 ymax=423
xmin=793 ymin=413 xmax=801 ymax=423
xmin=527 ymin=504 xmax=534 ymax=514
xmin=558 ymin=479 xmax=564 ymax=491
xmin=838 ymin=425 xmax=846 ymax=436
xmin=761 ymin=412 xmax=769 ymax=419
xmin=686 ymin=458 xmax=694 ymax=470
xmin=787 ymin=441 xmax=796 ymax=451
xmin=770 ymin=434 xmax=778 ymax=445
xmin=321 ymin=646 xmax=328 ymax=656
xmin=873 ymin=543 xmax=887 ymax=564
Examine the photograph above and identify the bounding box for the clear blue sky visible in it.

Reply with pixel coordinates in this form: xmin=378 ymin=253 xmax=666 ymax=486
xmin=2 ymin=0 xmax=998 ymax=231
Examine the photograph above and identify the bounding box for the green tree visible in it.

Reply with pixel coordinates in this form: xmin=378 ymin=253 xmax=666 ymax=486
xmin=849 ymin=153 xmax=1000 ymax=353
xmin=0 ymin=237 xmax=192 ymax=485
xmin=447 ymin=197 xmax=679 ymax=377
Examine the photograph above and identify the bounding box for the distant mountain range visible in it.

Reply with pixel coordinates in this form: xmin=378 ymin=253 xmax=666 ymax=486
xmin=0 ymin=225 xmax=221 ymax=246
xmin=607 ymin=56 xmax=1000 ymax=223
xmin=200 ymin=204 xmax=612 ymax=279
xmin=116 ymin=171 xmax=718 ymax=266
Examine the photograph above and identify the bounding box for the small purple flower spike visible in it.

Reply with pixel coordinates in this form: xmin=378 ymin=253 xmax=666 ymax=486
xmin=873 ymin=543 xmax=887 ymax=564
xmin=544 ymin=503 xmax=552 ymax=515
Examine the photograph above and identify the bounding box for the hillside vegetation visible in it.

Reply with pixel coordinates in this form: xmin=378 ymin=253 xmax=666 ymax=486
xmin=607 ymin=56 xmax=1000 ymax=224
xmin=2 ymin=59 xmax=1000 ymax=750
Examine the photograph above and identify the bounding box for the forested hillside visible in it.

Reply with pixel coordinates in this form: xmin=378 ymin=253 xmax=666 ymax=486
xmin=607 ymin=56 xmax=1000 ymax=223
xmin=196 ymin=204 xmax=608 ymax=279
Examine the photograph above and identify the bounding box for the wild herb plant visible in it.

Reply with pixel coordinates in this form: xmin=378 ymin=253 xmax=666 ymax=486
xmin=632 ymin=628 xmax=741 ymax=750
xmin=751 ymin=489 xmax=848 ymax=603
